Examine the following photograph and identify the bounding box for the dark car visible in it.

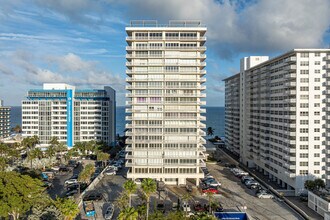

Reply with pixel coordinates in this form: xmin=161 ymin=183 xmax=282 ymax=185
xmin=299 ymin=192 xmax=308 ymax=202
xmin=157 ymin=203 xmax=165 ymax=213
xmin=83 ymin=192 xmax=103 ymax=201
xmin=59 ymin=167 xmax=70 ymax=173
xmin=68 ymin=160 xmax=79 ymax=168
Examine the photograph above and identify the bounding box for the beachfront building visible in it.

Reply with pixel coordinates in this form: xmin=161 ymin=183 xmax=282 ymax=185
xmin=0 ymin=100 xmax=11 ymax=139
xmin=125 ymin=20 xmax=207 ymax=185
xmin=22 ymin=83 xmax=116 ymax=148
xmin=224 ymin=49 xmax=330 ymax=194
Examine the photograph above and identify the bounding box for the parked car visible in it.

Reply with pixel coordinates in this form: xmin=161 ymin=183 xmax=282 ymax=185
xmin=172 ymin=202 xmax=179 ymax=211
xmin=157 ymin=202 xmax=165 ymax=213
xmin=104 ymin=168 xmax=116 ymax=176
xmin=245 ymin=180 xmax=259 ymax=189
xmin=201 ymin=187 xmax=219 ymax=194
xmin=107 ymin=165 xmax=118 ymax=171
xmin=66 ymin=189 xmax=78 ymax=197
xmin=257 ymin=192 xmax=274 ymax=199
xmin=204 ymin=179 xmax=221 ymax=187
xmin=186 ymin=185 xmax=193 ymax=193
xmin=43 ymin=180 xmax=53 ymax=189
xmin=194 ymin=203 xmax=205 ymax=212
xmin=104 ymin=204 xmax=114 ymax=220
xmin=181 ymin=202 xmax=191 ymax=212
xmin=66 ymin=183 xmax=80 ymax=191
xmin=83 ymin=192 xmax=103 ymax=201
xmin=71 ymin=174 xmax=79 ymax=179
xmin=65 ymin=179 xmax=78 ymax=185
xmin=299 ymin=192 xmax=308 ymax=202
xmin=241 ymin=176 xmax=254 ymax=184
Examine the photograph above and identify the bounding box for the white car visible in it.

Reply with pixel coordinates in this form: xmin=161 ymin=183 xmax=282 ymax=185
xmin=207 ymin=180 xmax=221 ymax=187
xmin=65 ymin=179 xmax=78 ymax=185
xmin=104 ymin=168 xmax=116 ymax=176
xmin=257 ymin=192 xmax=274 ymax=199
xmin=104 ymin=204 xmax=114 ymax=220
xmin=107 ymin=165 xmax=118 ymax=171
xmin=181 ymin=202 xmax=191 ymax=212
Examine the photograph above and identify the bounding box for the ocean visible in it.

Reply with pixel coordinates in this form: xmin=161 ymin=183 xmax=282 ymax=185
xmin=10 ymin=106 xmax=225 ymax=137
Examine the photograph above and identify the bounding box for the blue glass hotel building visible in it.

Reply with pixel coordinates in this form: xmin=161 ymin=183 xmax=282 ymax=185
xmin=22 ymin=83 xmax=116 ymax=148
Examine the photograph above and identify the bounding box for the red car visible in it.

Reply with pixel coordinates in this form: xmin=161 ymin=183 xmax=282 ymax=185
xmin=201 ymin=187 xmax=219 ymax=194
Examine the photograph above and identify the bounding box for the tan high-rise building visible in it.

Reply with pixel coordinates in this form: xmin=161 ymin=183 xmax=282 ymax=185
xmin=125 ymin=20 xmax=207 ymax=185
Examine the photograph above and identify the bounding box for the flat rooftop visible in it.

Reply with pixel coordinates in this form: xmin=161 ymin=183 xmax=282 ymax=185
xmin=128 ymin=20 xmax=206 ymax=28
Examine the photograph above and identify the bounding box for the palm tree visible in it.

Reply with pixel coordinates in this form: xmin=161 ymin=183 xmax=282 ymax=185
xmin=53 ymin=197 xmax=79 ymax=220
xmin=136 ymin=204 xmax=147 ymax=220
xmin=97 ymin=152 xmax=110 ymax=168
xmin=46 ymin=146 xmax=56 ymax=160
xmin=206 ymin=192 xmax=214 ymax=214
xmin=124 ymin=180 xmax=137 ymax=207
xmin=27 ymin=150 xmax=37 ymax=169
xmin=33 ymin=148 xmax=44 ymax=160
xmin=118 ymin=207 xmax=138 ymax=220
xmin=207 ymin=127 xmax=215 ymax=137
xmin=141 ymin=178 xmax=157 ymax=220
xmin=115 ymin=192 xmax=129 ymax=211
xmin=181 ymin=193 xmax=193 ymax=219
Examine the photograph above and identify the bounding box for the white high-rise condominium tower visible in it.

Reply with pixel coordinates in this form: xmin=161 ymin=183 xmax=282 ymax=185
xmin=0 ymin=100 xmax=11 ymax=139
xmin=125 ymin=20 xmax=207 ymax=185
xmin=22 ymin=83 xmax=116 ymax=148
xmin=224 ymin=49 xmax=330 ymax=194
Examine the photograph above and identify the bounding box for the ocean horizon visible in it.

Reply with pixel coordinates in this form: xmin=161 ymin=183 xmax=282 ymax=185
xmin=11 ymin=106 xmax=225 ymax=137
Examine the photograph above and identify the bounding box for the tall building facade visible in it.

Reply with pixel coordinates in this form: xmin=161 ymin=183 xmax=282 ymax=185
xmin=224 ymin=49 xmax=330 ymax=194
xmin=0 ymin=100 xmax=11 ymax=139
xmin=22 ymin=83 xmax=116 ymax=148
xmin=125 ymin=20 xmax=207 ymax=185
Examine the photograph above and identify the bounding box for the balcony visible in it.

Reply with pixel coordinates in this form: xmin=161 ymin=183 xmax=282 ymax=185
xmin=126 ymin=123 xmax=132 ymax=128
xmin=126 ymin=36 xmax=207 ymax=41
xmin=126 ymin=46 xmax=207 ymax=51
xmin=284 ymin=65 xmax=297 ymax=71
xmin=325 ymin=54 xmax=330 ymax=61
xmin=284 ymin=171 xmax=296 ymax=178
xmin=285 ymin=56 xmax=297 ymax=63
xmin=325 ymin=64 xmax=330 ymax=69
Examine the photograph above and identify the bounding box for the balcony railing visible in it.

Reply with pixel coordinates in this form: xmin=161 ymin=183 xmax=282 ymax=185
xmin=126 ymin=36 xmax=206 ymax=41
xmin=126 ymin=46 xmax=207 ymax=51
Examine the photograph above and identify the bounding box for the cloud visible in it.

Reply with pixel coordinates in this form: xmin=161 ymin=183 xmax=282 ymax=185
xmin=33 ymin=0 xmax=106 ymax=26
xmin=3 ymin=51 xmax=124 ymax=91
xmin=116 ymin=0 xmax=330 ymax=58
xmin=0 ymin=63 xmax=14 ymax=75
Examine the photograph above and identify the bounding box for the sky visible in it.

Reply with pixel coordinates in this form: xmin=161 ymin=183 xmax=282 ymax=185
xmin=0 ymin=0 xmax=330 ymax=107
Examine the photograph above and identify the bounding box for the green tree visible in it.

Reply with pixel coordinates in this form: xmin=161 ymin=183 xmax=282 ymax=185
xmin=28 ymin=204 xmax=62 ymax=220
xmin=0 ymin=157 xmax=7 ymax=171
xmin=206 ymin=192 xmax=214 ymax=213
xmin=190 ymin=212 xmax=217 ymax=220
xmin=181 ymin=193 xmax=193 ymax=219
xmin=118 ymin=206 xmax=139 ymax=220
xmin=13 ymin=125 xmax=22 ymax=133
xmin=115 ymin=192 xmax=129 ymax=210
xmin=124 ymin=180 xmax=137 ymax=207
xmin=78 ymin=164 xmax=95 ymax=184
xmin=207 ymin=127 xmax=214 ymax=137
xmin=46 ymin=145 xmax=56 ymax=159
xmin=97 ymin=151 xmax=110 ymax=168
xmin=304 ymin=180 xmax=316 ymax=191
xmin=33 ymin=148 xmax=44 ymax=160
xmin=314 ymin=178 xmax=326 ymax=190
xmin=166 ymin=211 xmax=184 ymax=220
xmin=136 ymin=204 xmax=147 ymax=220
xmin=149 ymin=210 xmax=166 ymax=220
xmin=53 ymin=197 xmax=79 ymax=220
xmin=0 ymin=171 xmax=45 ymax=220
xmin=141 ymin=178 xmax=157 ymax=220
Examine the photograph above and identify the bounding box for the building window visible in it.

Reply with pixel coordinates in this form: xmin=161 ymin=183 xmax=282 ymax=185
xmin=300 ymin=128 xmax=309 ymax=133
xmin=315 ymin=52 xmax=321 ymax=57
xmin=300 ymin=78 xmax=309 ymax=83
xmin=314 ymin=170 xmax=320 ymax=174
xmin=299 ymin=170 xmax=308 ymax=175
xmin=300 ymin=137 xmax=308 ymax=141
xmin=314 ymin=137 xmax=320 ymax=141
xmin=300 ymin=120 xmax=308 ymax=124
xmin=300 ymin=61 xmax=309 ymax=66
xmin=300 ymin=112 xmax=309 ymax=116
xmin=300 ymin=103 xmax=309 ymax=108
xmin=300 ymin=145 xmax=308 ymax=150
xmin=314 ymin=103 xmax=320 ymax=107
xmin=300 ymin=70 xmax=309 ymax=74
xmin=315 ymin=61 xmax=321 ymax=65
xmin=314 ymin=145 xmax=320 ymax=149
xmin=314 ymin=128 xmax=320 ymax=132
xmin=314 ymin=78 xmax=320 ymax=82
xmin=301 ymin=53 xmax=309 ymax=58
xmin=300 ymin=95 xmax=309 ymax=100
xmin=314 ymin=95 xmax=320 ymax=99
xmin=314 ymin=153 xmax=320 ymax=157
xmin=315 ymin=69 xmax=321 ymax=74
xmin=314 ymin=112 xmax=320 ymax=116
xmin=300 ymin=162 xmax=308 ymax=166
xmin=314 ymin=86 xmax=320 ymax=90
xmin=314 ymin=162 xmax=320 ymax=165
xmin=300 ymin=86 xmax=309 ymax=91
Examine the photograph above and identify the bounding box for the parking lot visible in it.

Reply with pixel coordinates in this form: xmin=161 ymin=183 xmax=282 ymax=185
xmin=208 ymin=151 xmax=304 ymax=220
